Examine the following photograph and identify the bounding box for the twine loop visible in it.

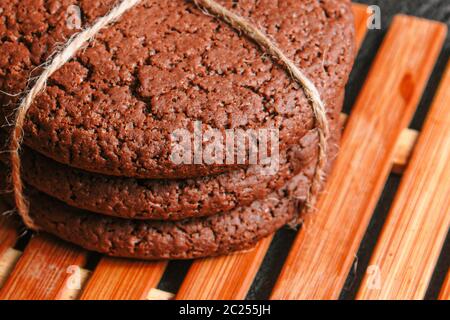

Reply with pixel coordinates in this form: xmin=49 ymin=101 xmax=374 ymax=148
xmin=9 ymin=0 xmax=328 ymax=230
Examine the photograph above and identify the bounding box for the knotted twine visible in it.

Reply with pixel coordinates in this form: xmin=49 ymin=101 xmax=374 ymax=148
xmin=10 ymin=0 xmax=329 ymax=230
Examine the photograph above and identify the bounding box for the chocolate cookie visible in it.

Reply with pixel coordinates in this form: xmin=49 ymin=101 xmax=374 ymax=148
xmin=1 ymin=92 xmax=343 ymax=220
xmin=0 ymin=0 xmax=355 ymax=178
xmin=1 ymin=134 xmax=339 ymax=260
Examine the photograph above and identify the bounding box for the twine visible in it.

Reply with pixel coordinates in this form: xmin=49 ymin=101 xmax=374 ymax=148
xmin=10 ymin=0 xmax=328 ymax=230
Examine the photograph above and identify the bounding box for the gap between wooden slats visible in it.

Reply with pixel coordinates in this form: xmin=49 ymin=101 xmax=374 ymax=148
xmin=270 ymin=15 xmax=447 ymax=300
xmin=356 ymin=61 xmax=450 ymax=300
xmin=174 ymin=5 xmax=370 ymax=300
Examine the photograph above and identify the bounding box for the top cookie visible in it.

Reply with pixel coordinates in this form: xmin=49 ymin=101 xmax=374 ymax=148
xmin=0 ymin=0 xmax=354 ymax=178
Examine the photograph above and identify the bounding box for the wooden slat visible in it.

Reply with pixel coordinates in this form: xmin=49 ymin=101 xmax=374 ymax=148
xmin=174 ymin=5 xmax=370 ymax=300
xmin=357 ymin=62 xmax=450 ymax=300
xmin=341 ymin=114 xmax=418 ymax=174
xmin=148 ymin=288 xmax=175 ymax=300
xmin=271 ymin=15 xmax=447 ymax=300
xmin=439 ymin=271 xmax=450 ymax=300
xmin=0 ymin=206 xmax=19 ymax=260
xmin=392 ymin=129 xmax=418 ymax=174
xmin=80 ymin=258 xmax=167 ymax=300
xmin=0 ymin=248 xmax=21 ymax=288
xmin=59 ymin=267 xmax=91 ymax=300
xmin=176 ymin=236 xmax=272 ymax=300
xmin=0 ymin=234 xmax=87 ymax=300
xmin=0 ymin=202 xmax=21 ymax=291
xmin=352 ymin=3 xmax=370 ymax=47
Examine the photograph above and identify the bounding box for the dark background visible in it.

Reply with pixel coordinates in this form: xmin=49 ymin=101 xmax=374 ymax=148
xmin=158 ymin=1 xmax=450 ymax=300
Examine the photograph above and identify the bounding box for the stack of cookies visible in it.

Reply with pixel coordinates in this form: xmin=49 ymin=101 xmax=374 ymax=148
xmin=0 ymin=0 xmax=355 ymax=259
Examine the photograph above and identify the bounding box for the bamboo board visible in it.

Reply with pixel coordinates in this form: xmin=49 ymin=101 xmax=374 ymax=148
xmin=0 ymin=4 xmax=448 ymax=300
xmin=271 ymin=15 xmax=447 ymax=300
xmin=357 ymin=62 xmax=450 ymax=300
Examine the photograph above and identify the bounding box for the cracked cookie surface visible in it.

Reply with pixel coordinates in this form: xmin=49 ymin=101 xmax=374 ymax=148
xmin=1 ymin=91 xmax=343 ymax=220
xmin=0 ymin=0 xmax=354 ymax=178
